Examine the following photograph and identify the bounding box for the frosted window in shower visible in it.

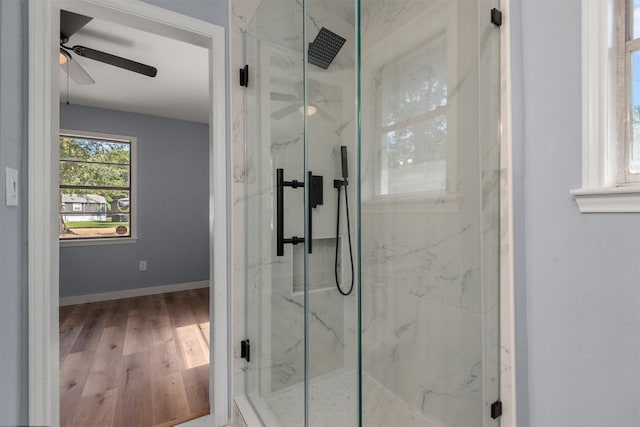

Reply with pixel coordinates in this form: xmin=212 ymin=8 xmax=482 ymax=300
xmin=376 ymin=33 xmax=449 ymax=196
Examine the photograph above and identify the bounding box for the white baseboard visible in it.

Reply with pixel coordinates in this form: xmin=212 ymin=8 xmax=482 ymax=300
xmin=59 ymin=280 xmax=210 ymax=306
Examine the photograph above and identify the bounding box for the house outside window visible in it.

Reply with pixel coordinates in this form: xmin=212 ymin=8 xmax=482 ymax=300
xmin=59 ymin=130 xmax=137 ymax=241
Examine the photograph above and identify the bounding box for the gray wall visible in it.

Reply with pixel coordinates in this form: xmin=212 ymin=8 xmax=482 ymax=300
xmin=0 ymin=1 xmax=227 ymax=423
xmin=515 ymin=1 xmax=640 ymax=426
xmin=509 ymin=1 xmax=529 ymax=426
xmin=0 ymin=1 xmax=28 ymax=425
xmin=60 ymin=104 xmax=209 ymax=297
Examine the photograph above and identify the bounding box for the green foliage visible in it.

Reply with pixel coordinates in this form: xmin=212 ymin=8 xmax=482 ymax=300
xmin=60 ymin=137 xmax=131 ymax=206
xmin=65 ymin=221 xmax=128 ymax=229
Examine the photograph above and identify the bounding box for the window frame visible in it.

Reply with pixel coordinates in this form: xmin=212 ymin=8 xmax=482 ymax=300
xmin=573 ymin=0 xmax=640 ymax=212
xmin=59 ymin=129 xmax=138 ymax=246
xmin=620 ymin=0 xmax=640 ymax=184
xmin=374 ymin=29 xmax=453 ymax=198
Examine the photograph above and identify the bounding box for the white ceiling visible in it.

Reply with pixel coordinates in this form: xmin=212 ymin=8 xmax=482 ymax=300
xmin=59 ymin=14 xmax=210 ymax=124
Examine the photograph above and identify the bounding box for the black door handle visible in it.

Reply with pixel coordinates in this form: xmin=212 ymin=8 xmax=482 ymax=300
xmin=275 ymin=168 xmax=323 ymax=257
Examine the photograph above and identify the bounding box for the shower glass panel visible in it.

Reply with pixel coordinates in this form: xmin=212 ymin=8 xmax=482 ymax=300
xmin=359 ymin=0 xmax=501 ymax=425
xmin=304 ymin=2 xmax=358 ymax=426
xmin=244 ymin=2 xmax=306 ymax=425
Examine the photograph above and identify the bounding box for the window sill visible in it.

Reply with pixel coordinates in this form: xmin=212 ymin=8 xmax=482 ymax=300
xmin=60 ymin=236 xmax=138 ymax=247
xmin=362 ymin=193 xmax=460 ymax=214
xmin=570 ymin=186 xmax=640 ymax=213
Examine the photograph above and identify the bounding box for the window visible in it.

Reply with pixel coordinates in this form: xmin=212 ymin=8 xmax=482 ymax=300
xmin=59 ymin=131 xmax=137 ymax=241
xmin=619 ymin=0 xmax=640 ymax=184
xmin=573 ymin=0 xmax=640 ymax=212
xmin=376 ymin=32 xmax=450 ymax=196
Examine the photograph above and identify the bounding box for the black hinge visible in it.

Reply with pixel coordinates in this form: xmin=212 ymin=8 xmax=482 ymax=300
xmin=491 ymin=8 xmax=503 ymax=27
xmin=239 ymin=64 xmax=249 ymax=87
xmin=491 ymin=400 xmax=503 ymax=419
xmin=240 ymin=339 xmax=250 ymax=362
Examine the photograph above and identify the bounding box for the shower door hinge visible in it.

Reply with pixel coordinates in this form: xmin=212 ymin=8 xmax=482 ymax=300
xmin=240 ymin=339 xmax=250 ymax=362
xmin=490 ymin=400 xmax=503 ymax=419
xmin=239 ymin=64 xmax=249 ymax=87
xmin=491 ymin=8 xmax=503 ymax=27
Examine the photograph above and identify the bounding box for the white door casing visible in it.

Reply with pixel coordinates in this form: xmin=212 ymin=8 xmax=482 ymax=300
xmin=27 ymin=1 xmax=230 ymax=426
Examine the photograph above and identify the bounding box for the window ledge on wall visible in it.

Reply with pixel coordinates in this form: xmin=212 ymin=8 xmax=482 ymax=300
xmin=361 ymin=193 xmax=460 ymax=214
xmin=570 ymin=186 xmax=640 ymax=213
xmin=60 ymin=236 xmax=138 ymax=247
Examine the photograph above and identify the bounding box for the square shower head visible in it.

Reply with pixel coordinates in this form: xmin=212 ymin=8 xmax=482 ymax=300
xmin=308 ymin=27 xmax=346 ymax=70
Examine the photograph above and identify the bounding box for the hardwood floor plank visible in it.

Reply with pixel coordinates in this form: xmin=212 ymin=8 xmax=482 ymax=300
xmin=122 ymin=308 xmax=150 ymax=355
xmin=70 ymin=303 xmax=111 ymax=353
xmin=105 ymin=296 xmax=136 ymax=328
xmin=182 ymin=365 xmax=209 ymax=415
xmin=147 ymin=295 xmax=175 ymax=347
xmin=82 ymin=326 xmax=126 ymax=397
xmin=112 ymin=352 xmax=153 ymax=427
xmin=59 ymin=305 xmax=91 ymax=365
xmin=60 ymin=351 xmax=96 ymax=427
xmin=151 ymin=342 xmax=183 ymax=377
xmin=69 ymin=388 xmax=118 ymax=427
xmin=151 ymin=371 xmax=191 ymax=426
xmin=175 ymin=324 xmax=209 ymax=369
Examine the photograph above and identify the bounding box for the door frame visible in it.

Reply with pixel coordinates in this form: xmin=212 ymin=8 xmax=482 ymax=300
xmin=27 ymin=1 xmax=230 ymax=426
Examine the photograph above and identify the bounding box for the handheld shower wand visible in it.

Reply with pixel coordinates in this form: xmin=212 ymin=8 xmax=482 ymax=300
xmin=334 ymin=146 xmax=354 ymax=296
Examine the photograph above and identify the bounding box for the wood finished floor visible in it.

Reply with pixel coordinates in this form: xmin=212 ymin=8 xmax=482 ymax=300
xmin=59 ymin=288 xmax=210 ymax=427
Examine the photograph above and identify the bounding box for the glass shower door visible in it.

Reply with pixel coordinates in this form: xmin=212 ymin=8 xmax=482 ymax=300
xmin=244 ymin=2 xmax=307 ymax=425
xmin=244 ymin=1 xmax=359 ymax=425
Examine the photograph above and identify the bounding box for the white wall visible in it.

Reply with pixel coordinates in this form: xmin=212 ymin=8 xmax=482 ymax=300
xmin=515 ymin=0 xmax=640 ymax=426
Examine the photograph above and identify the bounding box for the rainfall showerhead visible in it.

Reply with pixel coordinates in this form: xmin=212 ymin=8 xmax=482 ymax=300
xmin=308 ymin=27 xmax=346 ymax=70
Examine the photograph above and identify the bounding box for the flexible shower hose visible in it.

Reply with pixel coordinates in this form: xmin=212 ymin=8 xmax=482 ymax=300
xmin=335 ymin=182 xmax=354 ymax=296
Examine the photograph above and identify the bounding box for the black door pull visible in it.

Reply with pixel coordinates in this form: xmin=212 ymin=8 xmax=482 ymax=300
xmin=276 ymin=168 xmax=322 ymax=256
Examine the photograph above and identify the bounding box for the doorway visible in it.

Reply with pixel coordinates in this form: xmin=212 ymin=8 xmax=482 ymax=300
xmin=27 ymin=1 xmax=230 ymax=426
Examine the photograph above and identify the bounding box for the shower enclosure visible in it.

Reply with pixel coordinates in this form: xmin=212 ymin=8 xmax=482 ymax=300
xmin=243 ymin=0 xmax=502 ymax=425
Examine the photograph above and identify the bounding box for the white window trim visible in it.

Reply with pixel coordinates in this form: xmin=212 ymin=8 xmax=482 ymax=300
xmin=59 ymin=129 xmax=138 ymax=246
xmin=573 ymin=0 xmax=640 ymax=212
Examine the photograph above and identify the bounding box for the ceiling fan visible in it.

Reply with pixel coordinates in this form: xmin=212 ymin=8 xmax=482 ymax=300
xmin=59 ymin=10 xmax=158 ymax=85
xmin=270 ymin=80 xmax=338 ymax=121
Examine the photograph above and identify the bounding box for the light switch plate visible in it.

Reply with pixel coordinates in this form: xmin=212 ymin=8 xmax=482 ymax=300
xmin=5 ymin=167 xmax=18 ymax=206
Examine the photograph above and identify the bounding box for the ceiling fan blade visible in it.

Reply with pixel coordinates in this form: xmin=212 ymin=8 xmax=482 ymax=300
xmin=60 ymin=10 xmax=93 ymax=41
xmin=60 ymin=56 xmax=95 ymax=85
xmin=271 ymin=103 xmax=301 ymax=120
xmin=271 ymin=92 xmax=298 ymax=102
xmin=71 ymin=45 xmax=158 ymax=77
xmin=315 ymin=106 xmax=336 ymax=122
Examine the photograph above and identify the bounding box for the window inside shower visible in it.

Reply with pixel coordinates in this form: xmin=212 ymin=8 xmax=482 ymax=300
xmin=377 ymin=32 xmax=450 ymax=196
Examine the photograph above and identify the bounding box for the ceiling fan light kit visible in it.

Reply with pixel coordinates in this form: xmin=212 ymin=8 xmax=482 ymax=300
xmin=59 ymin=49 xmax=70 ymax=65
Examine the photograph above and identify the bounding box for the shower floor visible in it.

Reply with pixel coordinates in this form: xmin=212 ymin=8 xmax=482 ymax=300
xmin=255 ymin=371 xmax=440 ymax=427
